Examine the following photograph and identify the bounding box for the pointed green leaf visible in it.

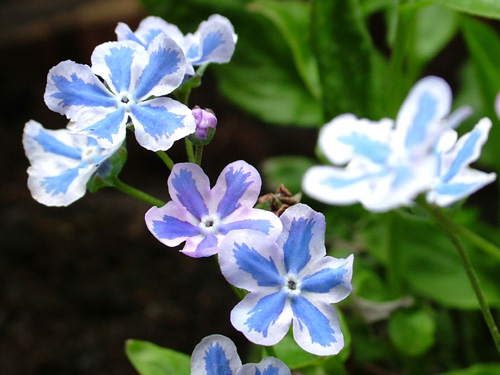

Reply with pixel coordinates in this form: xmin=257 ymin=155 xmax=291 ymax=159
xmin=125 ymin=339 xmax=190 ymax=375
xmin=311 ymin=0 xmax=376 ymax=120
xmin=434 ymin=0 xmax=500 ymax=20
xmin=388 ymin=309 xmax=436 ymax=356
xmin=87 ymin=144 xmax=127 ymax=193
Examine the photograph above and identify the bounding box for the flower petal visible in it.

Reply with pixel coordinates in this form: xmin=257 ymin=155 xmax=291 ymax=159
xmin=231 ymin=291 xmax=292 ymax=346
xmin=132 ymin=34 xmax=186 ymax=100
xmin=117 ymin=16 xmax=185 ymax=48
xmin=277 ymin=204 xmax=327 ymax=275
xmin=91 ymin=41 xmax=140 ymax=95
xmin=212 ymin=161 xmax=262 ymax=219
xmin=191 ymin=334 xmax=242 ymax=375
xmin=168 ymin=163 xmax=210 ymax=220
xmin=129 ymin=97 xmax=195 ymax=151
xmin=218 ymin=207 xmax=283 ymax=240
xmin=291 ymin=296 xmax=344 ymax=356
xmin=394 ymin=76 xmax=452 ymax=152
xmin=238 ymin=358 xmax=291 ymax=375
xmin=219 ymin=231 xmax=284 ymax=291
xmin=44 ymin=60 xmax=116 ymax=120
xmin=319 ymin=114 xmax=393 ymax=165
xmin=301 ymin=254 xmax=354 ymax=303
xmin=145 ymin=201 xmax=201 ymax=247
xmin=187 ymin=14 xmax=237 ymax=65
xmin=186 ymin=231 xmax=219 ymax=258
xmin=440 ymin=118 xmax=492 ymax=182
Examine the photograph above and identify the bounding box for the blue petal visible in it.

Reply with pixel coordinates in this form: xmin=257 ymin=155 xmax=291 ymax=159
xmin=170 ymin=168 xmax=209 ymax=219
xmin=80 ymin=107 xmax=126 ymax=143
xmin=217 ymin=166 xmax=255 ymax=219
xmin=203 ymin=342 xmax=233 ymax=375
xmin=104 ymin=45 xmax=135 ymax=93
xmin=259 ymin=365 xmax=281 ymax=375
xmin=233 ymin=242 xmax=282 ymax=287
xmin=245 ymin=291 xmax=287 ymax=337
xmin=405 ymin=91 xmax=438 ymax=149
xmin=49 ymin=73 xmax=116 ymax=109
xmin=152 ymin=215 xmax=200 ymax=240
xmin=321 ymin=172 xmax=374 ymax=189
xmin=132 ymin=44 xmax=183 ymax=100
xmin=219 ymin=219 xmax=273 ymax=236
xmin=192 ymin=31 xmax=224 ymax=64
xmin=442 ymin=128 xmax=482 ymax=182
xmin=283 ymin=217 xmax=316 ymax=274
xmin=129 ymin=102 xmax=187 ymax=140
xmin=337 ymin=132 xmax=391 ymax=164
xmin=41 ymin=163 xmax=85 ymax=195
xmin=434 ymin=182 xmax=484 ymax=196
xmin=301 ymin=266 xmax=348 ymax=293
xmin=33 ymin=127 xmax=82 ymax=160
xmin=291 ymin=296 xmax=337 ymax=347
xmin=196 ymin=232 xmax=219 ymax=252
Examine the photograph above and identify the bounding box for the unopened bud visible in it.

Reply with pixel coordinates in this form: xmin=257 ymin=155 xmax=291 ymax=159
xmin=190 ymin=106 xmax=217 ymax=145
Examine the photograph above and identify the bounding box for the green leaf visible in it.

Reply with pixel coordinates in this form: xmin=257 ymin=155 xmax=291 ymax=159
xmin=311 ymin=0 xmax=376 ymax=120
xmin=438 ymin=363 xmax=500 ymax=375
xmin=248 ymin=0 xmax=321 ymax=100
xmin=462 ymin=16 xmax=500 ymax=170
xmin=433 ymin=0 xmax=500 ymax=20
xmin=261 ymin=155 xmax=316 ymax=193
xmin=87 ymin=144 xmax=127 ymax=193
xmin=125 ymin=339 xmax=190 ymax=375
xmin=388 ymin=308 xmax=436 ymax=356
xmin=272 ymin=331 xmax=319 ymax=369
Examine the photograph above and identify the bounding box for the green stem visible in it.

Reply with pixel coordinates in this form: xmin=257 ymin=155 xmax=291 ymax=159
xmin=385 ymin=212 xmax=403 ymax=297
xmin=453 ymin=223 xmax=500 ymax=262
xmin=156 ymin=151 xmax=174 ymax=170
xmin=424 ymin=203 xmax=500 ymax=355
xmin=112 ymin=177 xmax=166 ymax=207
xmin=185 ymin=138 xmax=195 ymax=163
xmin=194 ymin=145 xmax=204 ymax=166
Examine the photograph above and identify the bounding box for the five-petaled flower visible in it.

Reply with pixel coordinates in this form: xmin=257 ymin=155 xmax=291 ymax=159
xmin=302 ymin=76 xmax=495 ymax=212
xmin=219 ymin=203 xmax=354 ymax=356
xmin=22 ymin=120 xmax=122 ymax=206
xmin=191 ymin=334 xmax=291 ymax=375
xmin=116 ymin=14 xmax=237 ymax=76
xmin=145 ymin=160 xmax=283 ymax=258
xmin=44 ymin=34 xmax=195 ymax=151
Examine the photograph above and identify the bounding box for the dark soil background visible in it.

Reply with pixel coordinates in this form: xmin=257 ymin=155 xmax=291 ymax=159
xmin=0 ymin=1 xmax=317 ymax=374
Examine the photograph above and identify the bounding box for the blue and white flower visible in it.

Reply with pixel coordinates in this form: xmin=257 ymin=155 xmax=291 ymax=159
xmin=219 ymin=204 xmax=354 ymax=356
xmin=22 ymin=120 xmax=122 ymax=206
xmin=145 ymin=160 xmax=282 ymax=258
xmin=428 ymin=118 xmax=496 ymax=206
xmin=44 ymin=34 xmax=195 ymax=151
xmin=116 ymin=14 xmax=237 ymax=75
xmin=191 ymin=334 xmax=290 ymax=375
xmin=303 ymin=76 xmax=493 ymax=211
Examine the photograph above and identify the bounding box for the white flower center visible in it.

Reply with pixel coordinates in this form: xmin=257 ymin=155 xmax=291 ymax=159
xmin=199 ymin=214 xmax=220 ymax=234
xmin=283 ymin=274 xmax=301 ymax=296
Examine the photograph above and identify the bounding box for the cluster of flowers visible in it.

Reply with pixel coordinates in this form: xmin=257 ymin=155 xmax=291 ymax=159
xmin=23 ymin=15 xmax=235 ymax=206
xmin=303 ymin=76 xmax=496 ymax=212
xmin=22 ymin=14 xmax=355 ymax=367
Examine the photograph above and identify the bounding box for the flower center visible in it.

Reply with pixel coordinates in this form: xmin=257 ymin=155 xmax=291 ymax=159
xmin=283 ymin=274 xmax=301 ymax=295
xmin=199 ymin=214 xmax=220 ymax=234
xmin=120 ymin=95 xmax=130 ymax=104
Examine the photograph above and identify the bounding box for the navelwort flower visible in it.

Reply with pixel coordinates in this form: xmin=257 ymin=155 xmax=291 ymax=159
xmin=219 ymin=203 xmax=354 ymax=356
xmin=116 ymin=14 xmax=237 ymax=75
xmin=44 ymin=34 xmax=195 ymax=151
xmin=191 ymin=334 xmax=291 ymax=375
xmin=428 ymin=118 xmax=496 ymax=206
xmin=145 ymin=160 xmax=283 ymax=258
xmin=303 ymin=76 xmax=494 ymax=211
xmin=22 ymin=120 xmax=122 ymax=206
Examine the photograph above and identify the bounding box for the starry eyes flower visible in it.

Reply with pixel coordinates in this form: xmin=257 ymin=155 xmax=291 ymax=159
xmin=116 ymin=14 xmax=237 ymax=75
xmin=428 ymin=118 xmax=496 ymax=207
xmin=44 ymin=34 xmax=195 ymax=151
xmin=218 ymin=204 xmax=354 ymax=356
xmin=145 ymin=160 xmax=283 ymax=258
xmin=302 ymin=76 xmax=475 ymax=212
xmin=191 ymin=334 xmax=291 ymax=375
xmin=22 ymin=120 xmax=122 ymax=207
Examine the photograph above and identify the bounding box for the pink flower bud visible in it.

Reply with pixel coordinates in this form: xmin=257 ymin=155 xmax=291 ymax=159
xmin=192 ymin=106 xmax=217 ymax=141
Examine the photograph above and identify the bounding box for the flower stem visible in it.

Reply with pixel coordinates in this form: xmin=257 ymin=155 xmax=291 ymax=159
xmin=112 ymin=177 xmax=166 ymax=207
xmin=156 ymin=151 xmax=174 ymax=170
xmin=423 ymin=203 xmax=500 ymax=355
xmin=385 ymin=212 xmax=403 ymax=297
xmin=185 ymin=138 xmax=195 ymax=163
xmin=195 ymin=145 xmax=204 ymax=166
